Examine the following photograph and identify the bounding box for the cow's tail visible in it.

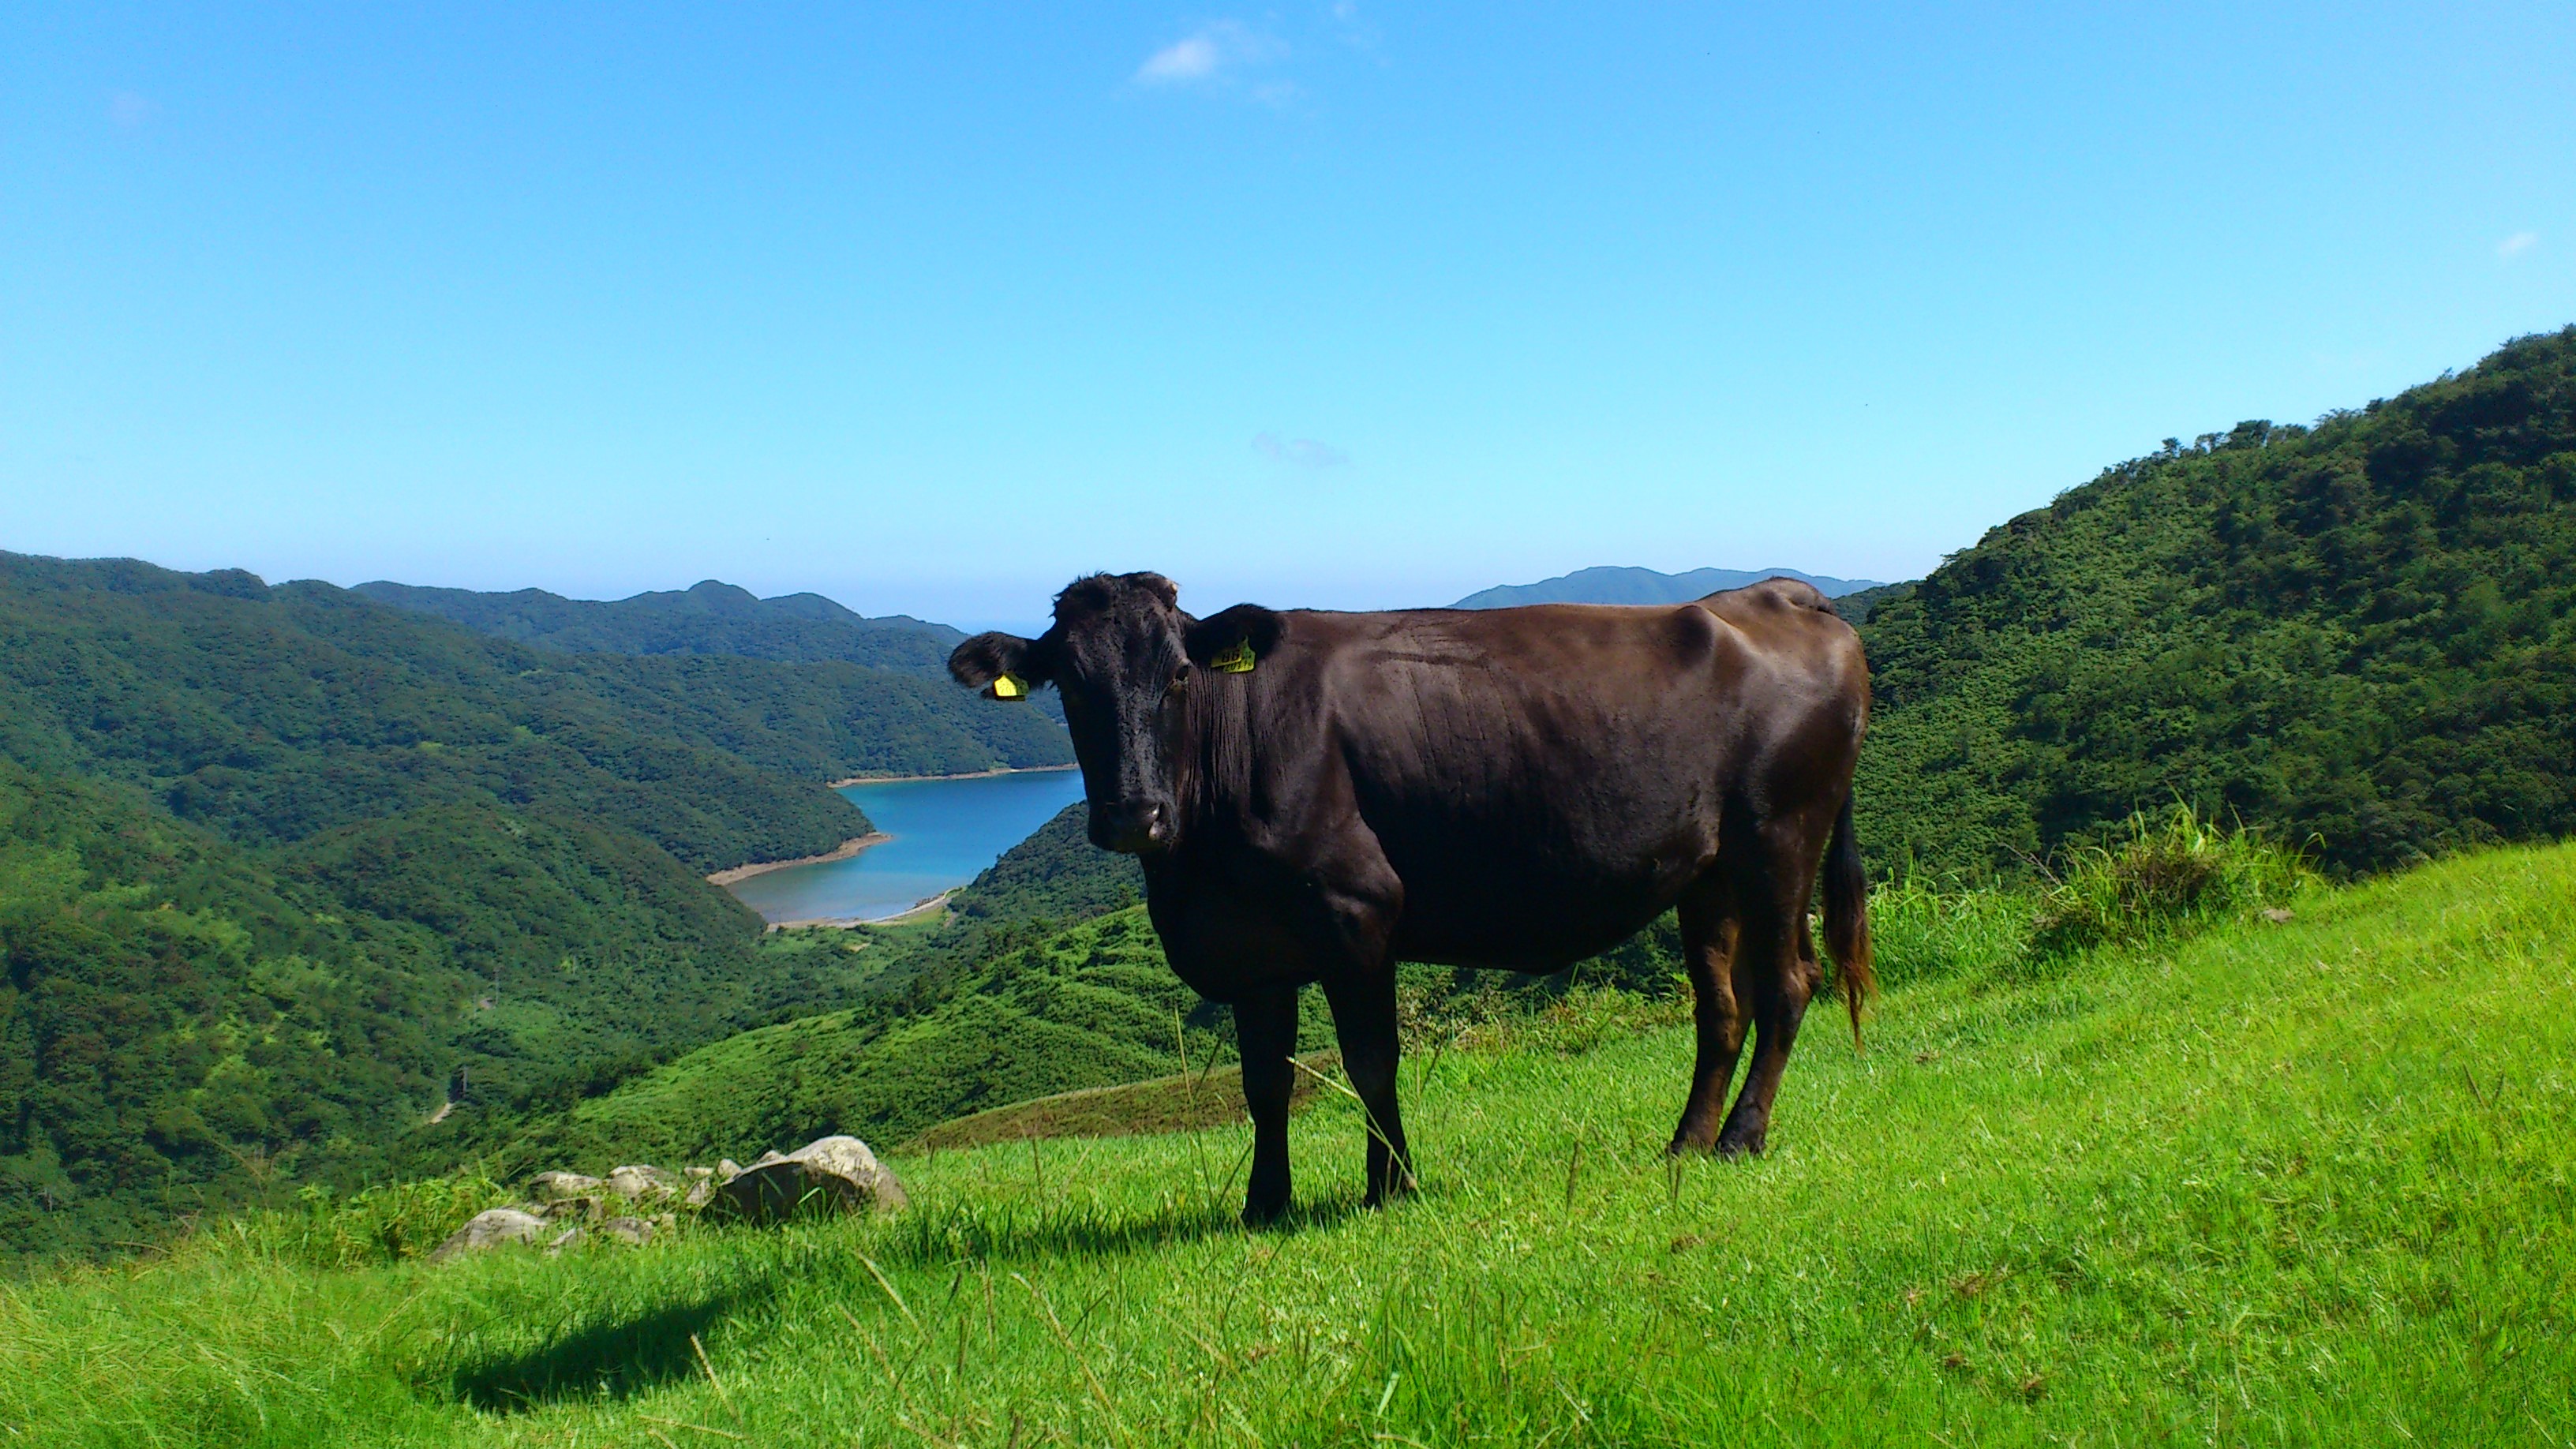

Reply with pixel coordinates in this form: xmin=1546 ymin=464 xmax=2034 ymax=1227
xmin=1823 ymin=792 xmax=1874 ymax=1050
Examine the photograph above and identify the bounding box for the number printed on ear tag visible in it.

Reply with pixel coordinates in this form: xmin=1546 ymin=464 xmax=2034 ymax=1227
xmin=1209 ymin=640 xmax=1256 ymax=673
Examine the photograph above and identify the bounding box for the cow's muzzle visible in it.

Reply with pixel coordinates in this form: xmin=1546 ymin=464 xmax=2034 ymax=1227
xmin=1091 ymin=799 xmax=1173 ymax=854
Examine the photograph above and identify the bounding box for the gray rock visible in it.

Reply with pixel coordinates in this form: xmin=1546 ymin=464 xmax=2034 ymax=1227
xmin=539 ymin=1195 xmax=601 ymax=1222
xmin=601 ymin=1216 xmax=655 ymax=1245
xmin=527 ymin=1171 xmax=605 ymax=1202
xmin=683 ymin=1166 xmax=717 ymax=1209
xmin=429 ymin=1208 xmax=550 ymax=1263
xmin=545 ymin=1226 xmax=583 ymax=1256
xmin=606 ymin=1164 xmax=680 ymax=1202
xmin=717 ymin=1159 xmax=744 ymax=1182
xmin=709 ymin=1136 xmax=908 ymax=1224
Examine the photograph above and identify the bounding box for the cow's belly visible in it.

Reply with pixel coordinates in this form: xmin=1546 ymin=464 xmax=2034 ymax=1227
xmin=1376 ymin=810 xmax=1717 ymax=972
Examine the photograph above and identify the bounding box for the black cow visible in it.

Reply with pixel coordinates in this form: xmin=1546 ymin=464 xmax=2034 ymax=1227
xmin=950 ymin=572 xmax=1871 ymax=1222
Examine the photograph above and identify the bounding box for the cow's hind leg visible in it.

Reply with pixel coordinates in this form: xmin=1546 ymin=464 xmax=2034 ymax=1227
xmin=1668 ymin=874 xmax=1746 ymax=1155
xmin=1321 ymin=969 xmax=1416 ymax=1206
xmin=1715 ymin=814 xmax=1832 ymax=1157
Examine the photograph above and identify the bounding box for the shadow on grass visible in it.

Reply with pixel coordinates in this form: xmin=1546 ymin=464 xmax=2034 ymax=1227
xmin=447 ymin=1286 xmax=765 ymax=1413
xmin=863 ymin=1189 xmax=1377 ymax=1269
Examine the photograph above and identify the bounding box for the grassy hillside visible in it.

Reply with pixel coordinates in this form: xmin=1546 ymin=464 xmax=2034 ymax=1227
xmin=9 ymin=841 xmax=2569 ymax=1443
xmin=354 ymin=578 xmax=965 ymax=674
xmin=495 ymin=907 xmax=1259 ymax=1171
xmin=1857 ymin=326 xmax=2576 ymax=878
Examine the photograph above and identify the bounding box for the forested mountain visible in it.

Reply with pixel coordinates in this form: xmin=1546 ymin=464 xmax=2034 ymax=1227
xmin=1451 ymin=564 xmax=1882 ymax=608
xmin=0 ymin=553 xmax=1070 ymax=869
xmin=0 ymin=554 xmax=1069 ymax=1256
xmin=1855 ymin=326 xmax=2576 ymax=877
xmin=0 ymin=765 xmax=462 ymax=1255
xmin=0 ymin=758 xmax=903 ymax=1256
xmin=354 ymin=578 xmax=963 ymax=674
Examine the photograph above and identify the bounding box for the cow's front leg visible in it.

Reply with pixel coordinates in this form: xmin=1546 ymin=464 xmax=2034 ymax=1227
xmin=1323 ymin=969 xmax=1415 ymax=1206
xmin=1234 ymin=982 xmax=1301 ymax=1225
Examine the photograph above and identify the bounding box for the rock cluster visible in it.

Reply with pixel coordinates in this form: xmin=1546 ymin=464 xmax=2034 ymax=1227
xmin=706 ymin=1136 xmax=909 ymax=1224
xmin=429 ymin=1137 xmax=904 ymax=1263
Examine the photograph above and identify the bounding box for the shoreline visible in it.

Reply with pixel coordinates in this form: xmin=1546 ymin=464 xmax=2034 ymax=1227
xmin=765 ymin=889 xmax=957 ymax=931
xmin=825 ymin=762 xmax=1079 ymax=789
xmin=704 ymin=833 xmax=892 ymax=887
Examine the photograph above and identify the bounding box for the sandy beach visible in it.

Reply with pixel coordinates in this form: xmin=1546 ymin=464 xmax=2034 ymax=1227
xmin=704 ymin=833 xmax=892 ymax=886
xmin=824 ymin=762 xmax=1079 ymax=789
xmin=763 ymin=889 xmax=957 ymax=931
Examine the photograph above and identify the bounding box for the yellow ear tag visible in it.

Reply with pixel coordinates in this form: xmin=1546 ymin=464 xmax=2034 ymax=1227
xmin=1209 ymin=639 xmax=1256 ymax=674
xmin=988 ymin=672 xmax=1028 ymax=700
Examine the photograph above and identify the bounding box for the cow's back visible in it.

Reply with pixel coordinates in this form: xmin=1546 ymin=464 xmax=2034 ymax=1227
xmin=1266 ymin=580 xmax=1863 ymax=970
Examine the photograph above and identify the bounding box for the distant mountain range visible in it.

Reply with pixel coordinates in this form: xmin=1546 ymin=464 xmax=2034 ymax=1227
xmin=354 ymin=578 xmax=964 ymax=675
xmin=1449 ymin=565 xmax=1885 ymax=609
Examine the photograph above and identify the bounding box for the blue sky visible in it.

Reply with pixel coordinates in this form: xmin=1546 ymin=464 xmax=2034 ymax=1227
xmin=4 ymin=3 xmax=2571 ymax=629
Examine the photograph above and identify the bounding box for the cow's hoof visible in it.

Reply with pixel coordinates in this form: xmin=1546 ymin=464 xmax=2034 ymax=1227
xmin=1666 ymin=1136 xmax=1716 ymax=1157
xmin=1713 ymin=1132 xmax=1767 ymax=1159
xmin=1241 ymin=1196 xmax=1290 ymax=1228
xmin=1365 ymin=1172 xmax=1419 ymax=1208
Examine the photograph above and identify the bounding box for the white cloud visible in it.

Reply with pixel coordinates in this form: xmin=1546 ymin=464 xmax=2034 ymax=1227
xmin=2498 ymin=231 xmax=2539 ymax=260
xmin=1138 ymin=35 xmax=1222 ymax=82
xmin=1134 ymin=21 xmax=1287 ymax=88
xmin=1254 ymin=433 xmax=1350 ymax=470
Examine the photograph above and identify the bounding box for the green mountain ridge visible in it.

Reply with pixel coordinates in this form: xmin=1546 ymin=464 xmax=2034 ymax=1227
xmin=353 ymin=578 xmax=964 ymax=674
xmin=0 ymin=553 xmax=1071 ymax=869
xmin=1855 ymin=325 xmax=2576 ymax=877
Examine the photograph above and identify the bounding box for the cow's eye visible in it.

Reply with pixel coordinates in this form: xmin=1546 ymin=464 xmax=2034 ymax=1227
xmin=1166 ymin=665 xmax=1191 ymax=693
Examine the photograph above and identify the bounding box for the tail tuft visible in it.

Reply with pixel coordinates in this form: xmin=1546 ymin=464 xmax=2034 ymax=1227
xmin=1823 ymin=793 xmax=1873 ymax=1050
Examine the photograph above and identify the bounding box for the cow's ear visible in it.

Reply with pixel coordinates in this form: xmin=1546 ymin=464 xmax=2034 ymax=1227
xmin=1184 ymin=605 xmax=1284 ymax=671
xmin=949 ymin=632 xmax=1047 ymax=701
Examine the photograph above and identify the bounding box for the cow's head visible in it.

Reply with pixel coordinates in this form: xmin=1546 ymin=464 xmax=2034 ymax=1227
xmin=949 ymin=572 xmax=1280 ymax=854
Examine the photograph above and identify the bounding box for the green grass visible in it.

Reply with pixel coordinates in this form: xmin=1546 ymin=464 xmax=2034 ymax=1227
xmin=7 ymin=843 xmax=2574 ymax=1445
xmin=904 ymin=1051 xmax=1343 ymax=1151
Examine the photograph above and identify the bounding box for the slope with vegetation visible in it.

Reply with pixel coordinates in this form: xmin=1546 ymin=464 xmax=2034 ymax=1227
xmin=0 ymin=761 xmax=899 ymax=1257
xmin=1856 ymin=326 xmax=2576 ymax=878
xmin=0 ymin=765 xmax=463 ymax=1256
xmin=7 ymin=835 xmax=2568 ymax=1443
xmin=0 ymin=553 xmax=1071 ymax=1255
